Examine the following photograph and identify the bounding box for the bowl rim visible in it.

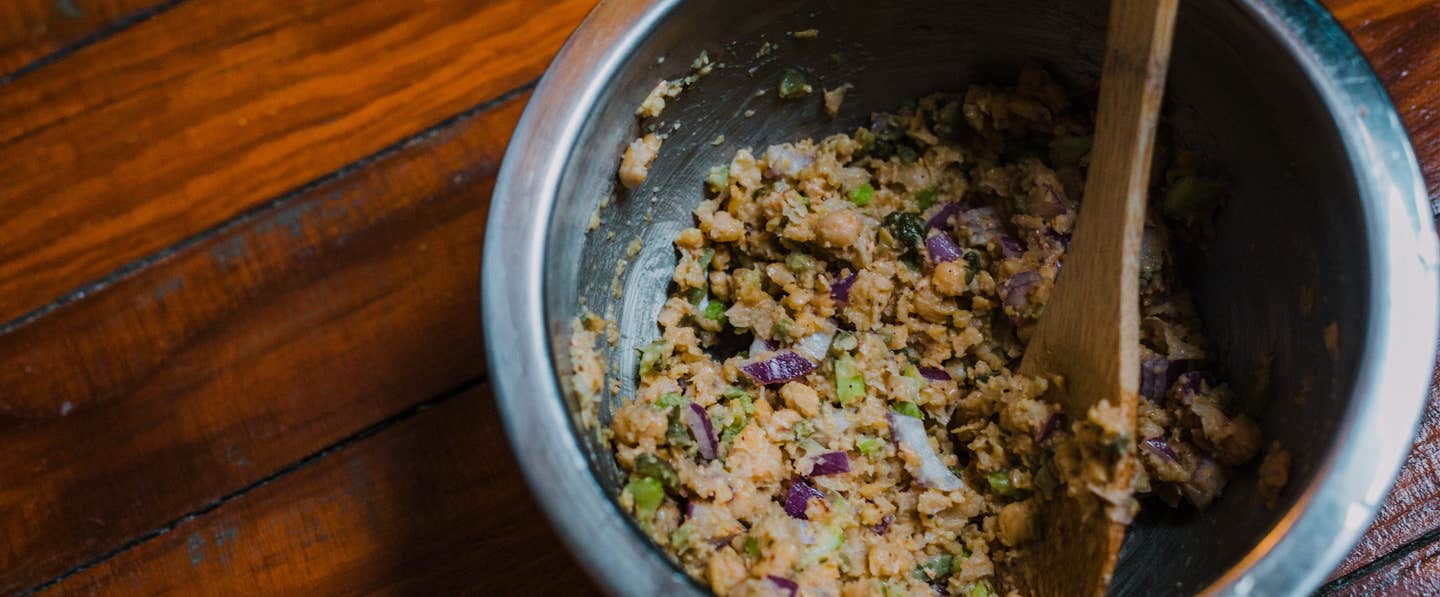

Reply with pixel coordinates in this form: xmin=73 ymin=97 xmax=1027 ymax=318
xmin=481 ymin=1 xmax=1440 ymax=595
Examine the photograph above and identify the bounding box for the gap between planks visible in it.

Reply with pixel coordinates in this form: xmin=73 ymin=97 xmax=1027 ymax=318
xmin=19 ymin=375 xmax=487 ymax=596
xmin=0 ymin=78 xmax=536 ymax=339
xmin=0 ymin=0 xmax=190 ymax=86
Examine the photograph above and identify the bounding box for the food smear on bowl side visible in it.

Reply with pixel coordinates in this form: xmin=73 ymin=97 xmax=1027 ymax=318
xmin=573 ymin=65 xmax=1289 ymax=596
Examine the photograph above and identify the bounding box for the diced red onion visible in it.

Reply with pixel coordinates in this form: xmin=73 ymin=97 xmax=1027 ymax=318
xmin=763 ymin=144 xmax=814 ymax=179
xmin=887 ymin=413 xmax=965 ymax=491
xmin=742 ymin=351 xmax=816 ymax=385
xmin=1036 ymin=413 xmax=1062 ymax=442
xmin=829 ymin=272 xmax=858 ymax=305
xmin=871 ymin=513 xmax=894 ymax=535
xmin=925 ymin=233 xmax=964 ymax=265
xmin=1175 ymin=369 xmax=1213 ymax=395
xmin=925 ymin=202 xmax=964 ymax=230
xmin=794 ymin=329 xmax=835 ymax=361
xmin=1046 ymin=229 xmax=1072 ymax=248
xmin=810 ymin=451 xmax=850 ymax=476
xmin=916 ymin=366 xmax=951 ymax=381
xmin=748 ymin=336 xmax=775 ymax=358
xmin=1141 ymin=437 xmax=1180 ymax=463
xmin=1031 ymin=184 xmax=1070 ymax=217
xmin=684 ymin=402 xmax=718 ymax=459
xmin=1139 ymin=357 xmax=1171 ymax=402
xmin=767 ymin=575 xmax=799 ymax=597
xmin=1000 ymin=271 xmax=1042 ymax=309
xmin=784 ymin=478 xmax=825 ymax=519
xmin=999 ymin=234 xmax=1028 ymax=259
xmin=959 ymin=207 xmax=1001 ymax=244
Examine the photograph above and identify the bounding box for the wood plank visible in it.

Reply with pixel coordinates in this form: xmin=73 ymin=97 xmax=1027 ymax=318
xmin=1325 ymin=533 xmax=1440 ymax=596
xmin=0 ymin=0 xmax=171 ymax=77
xmin=0 ymin=0 xmax=595 ymax=325
xmin=1324 ymin=0 xmax=1440 ymax=207
xmin=0 ymin=89 xmax=529 ymax=593
xmin=42 ymin=385 xmax=602 ymax=596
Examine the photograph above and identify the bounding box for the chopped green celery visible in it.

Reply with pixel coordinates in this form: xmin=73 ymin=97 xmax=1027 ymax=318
xmin=637 ymin=340 xmax=670 ymax=376
xmin=792 ymin=419 xmax=816 ymax=439
xmin=626 ymin=476 xmax=665 ymax=523
xmin=778 ymin=69 xmax=812 ymax=98
xmin=854 ymin=128 xmax=876 ymax=149
xmin=800 ymin=498 xmax=851 ymax=567
xmin=901 ymin=364 xmax=925 ymax=399
xmin=702 ymin=298 xmax=727 ymax=322
xmin=891 ymin=401 xmax=923 ymax=419
xmin=987 ymin=470 xmax=1017 ymax=497
xmin=834 ymin=356 xmax=866 ymax=404
xmin=686 ymin=286 xmax=706 ymax=305
xmin=656 ymin=392 xmax=685 ymax=409
xmin=786 ymin=252 xmax=817 ymax=272
xmin=720 ymin=397 xmax=751 ymax=445
xmin=773 ymin=317 xmax=794 ymax=341
xmin=669 ymin=522 xmax=693 ymax=552
xmin=848 ymin=183 xmax=874 ymax=206
xmin=856 ymin=436 xmax=885 ymax=456
xmin=744 ymin=536 xmax=762 ymax=559
xmin=914 ymin=186 xmax=940 ymax=210
xmin=634 ymin=453 xmax=680 ymax=493
xmin=914 ymin=553 xmax=955 ymax=581
xmin=832 ymin=331 xmax=858 ymax=352
xmin=697 ymin=248 xmax=716 ymax=271
xmin=965 ymin=579 xmax=997 ymax=597
xmin=1163 ymin=176 xmax=1224 ymax=220
xmin=705 ymin=165 xmax=729 ymax=194
xmin=666 ymin=409 xmax=695 ymax=447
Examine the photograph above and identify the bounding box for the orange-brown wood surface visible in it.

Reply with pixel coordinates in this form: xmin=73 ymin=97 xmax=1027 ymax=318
xmin=0 ymin=0 xmax=1434 ymax=595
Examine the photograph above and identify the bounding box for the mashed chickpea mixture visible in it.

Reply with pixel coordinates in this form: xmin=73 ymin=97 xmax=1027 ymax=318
xmin=583 ymin=66 xmax=1285 ymax=596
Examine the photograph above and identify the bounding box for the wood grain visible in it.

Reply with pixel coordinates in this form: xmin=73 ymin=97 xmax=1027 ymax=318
xmin=1324 ymin=0 xmax=1440 ymax=207
xmin=1327 ymin=533 xmax=1440 ymax=597
xmin=1014 ymin=1 xmax=1176 ymax=595
xmin=42 ymin=385 xmax=600 ymax=597
xmin=0 ymin=90 xmax=528 ymax=593
xmin=0 ymin=0 xmax=170 ymax=77
xmin=0 ymin=0 xmax=594 ymax=325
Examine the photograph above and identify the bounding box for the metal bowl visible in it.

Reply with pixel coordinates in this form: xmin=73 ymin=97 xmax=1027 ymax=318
xmin=482 ymin=1 xmax=1440 ymax=594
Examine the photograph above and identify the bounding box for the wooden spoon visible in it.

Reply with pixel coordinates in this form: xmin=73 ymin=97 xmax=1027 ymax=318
xmin=1011 ymin=0 xmax=1178 ymax=595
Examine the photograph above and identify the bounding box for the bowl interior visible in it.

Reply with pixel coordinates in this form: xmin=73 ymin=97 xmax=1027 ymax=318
xmin=543 ymin=1 xmax=1367 ymax=593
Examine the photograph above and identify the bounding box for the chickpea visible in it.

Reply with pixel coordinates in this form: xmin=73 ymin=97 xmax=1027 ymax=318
xmin=780 ymin=381 xmax=821 ymax=417
xmin=932 ymin=261 xmax=968 ymax=296
xmin=818 ymin=209 xmax=862 ymax=248
xmin=709 ymin=210 xmax=745 ymax=243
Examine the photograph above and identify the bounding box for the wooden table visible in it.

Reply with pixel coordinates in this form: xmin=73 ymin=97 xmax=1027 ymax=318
xmin=0 ymin=1 xmax=1433 ymax=595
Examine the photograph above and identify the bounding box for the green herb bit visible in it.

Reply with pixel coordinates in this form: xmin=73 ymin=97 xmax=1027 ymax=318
xmin=626 ymin=476 xmax=665 ymax=523
xmin=914 ymin=554 xmax=955 ymax=582
xmin=856 ymin=436 xmax=885 ymax=456
xmin=834 ymin=356 xmax=866 ymax=404
xmin=896 ymin=144 xmax=919 ymax=164
xmin=656 ymin=392 xmax=685 ymax=409
xmin=914 ymin=186 xmax=940 ymax=210
xmin=786 ymin=252 xmax=817 ymax=272
xmin=1162 ymin=176 xmax=1224 ymax=220
xmin=773 ymin=317 xmax=794 ymax=342
xmin=702 ymin=298 xmax=727 ymax=322
xmin=635 ymin=453 xmax=680 ymax=493
xmin=882 ymin=211 xmax=926 ymax=251
xmin=833 ymin=331 xmax=858 ymax=352
xmin=987 ymin=470 xmax=1017 ymax=497
xmin=744 ymin=536 xmax=763 ymax=559
xmin=686 ymin=286 xmax=707 ymax=305
xmin=669 ymin=522 xmax=693 ymax=552
xmin=849 ymin=183 xmax=874 ymax=206
xmin=705 ymin=165 xmax=730 ymax=194
xmin=891 ymin=401 xmax=923 ymax=419
xmin=854 ymin=128 xmax=876 ymax=149
xmin=792 ymin=419 xmax=816 ymax=439
xmin=725 ymin=387 xmax=755 ymax=414
xmin=697 ymin=248 xmax=716 ymax=271
xmin=778 ymin=69 xmax=813 ymax=98
xmin=637 ymin=340 xmax=671 ymax=376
